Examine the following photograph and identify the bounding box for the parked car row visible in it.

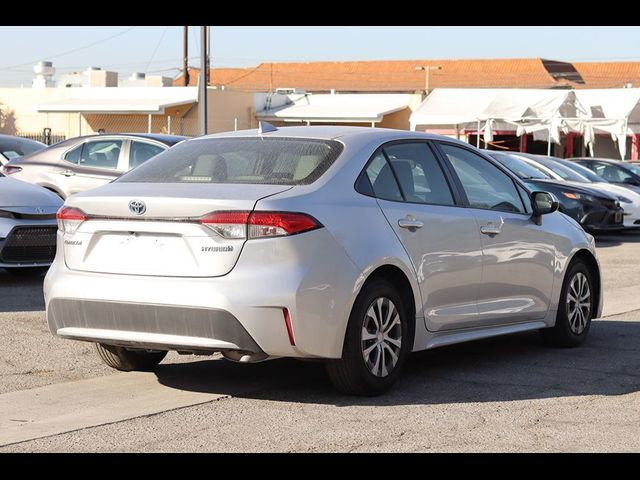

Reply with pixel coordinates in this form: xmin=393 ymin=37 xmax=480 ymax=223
xmin=4 ymin=127 xmax=640 ymax=394
xmin=486 ymin=151 xmax=640 ymax=232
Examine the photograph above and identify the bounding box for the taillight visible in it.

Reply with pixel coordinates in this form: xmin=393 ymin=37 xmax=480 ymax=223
xmin=3 ymin=165 xmax=22 ymax=175
xmin=56 ymin=206 xmax=86 ymax=234
xmin=199 ymin=211 xmax=250 ymax=239
xmin=199 ymin=211 xmax=322 ymax=239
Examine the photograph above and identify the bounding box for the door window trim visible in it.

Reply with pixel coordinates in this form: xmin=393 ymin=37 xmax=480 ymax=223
xmin=432 ymin=141 xmax=533 ymax=217
xmin=354 ymin=139 xmax=466 ymax=207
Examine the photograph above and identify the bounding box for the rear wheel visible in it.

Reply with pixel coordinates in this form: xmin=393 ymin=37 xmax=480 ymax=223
xmin=542 ymin=259 xmax=594 ymax=347
xmin=326 ymin=279 xmax=412 ymax=396
xmin=95 ymin=343 xmax=167 ymax=371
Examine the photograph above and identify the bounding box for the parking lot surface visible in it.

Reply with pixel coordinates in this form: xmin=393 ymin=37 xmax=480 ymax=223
xmin=2 ymin=231 xmax=640 ymax=452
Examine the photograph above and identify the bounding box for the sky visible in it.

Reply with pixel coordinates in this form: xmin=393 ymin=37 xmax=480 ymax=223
xmin=1 ymin=26 xmax=640 ymax=87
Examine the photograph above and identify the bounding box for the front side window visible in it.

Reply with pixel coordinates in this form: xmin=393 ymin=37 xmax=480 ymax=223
xmin=383 ymin=143 xmax=454 ymax=206
xmin=118 ymin=137 xmax=343 ymax=185
xmin=80 ymin=140 xmax=123 ymax=170
xmin=440 ymin=144 xmax=525 ymax=214
xmin=129 ymin=141 xmax=165 ymax=170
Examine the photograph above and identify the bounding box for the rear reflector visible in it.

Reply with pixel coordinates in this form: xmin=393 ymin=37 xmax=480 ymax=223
xmin=56 ymin=206 xmax=87 ymax=234
xmin=199 ymin=211 xmax=322 ymax=239
xmin=283 ymin=308 xmax=295 ymax=346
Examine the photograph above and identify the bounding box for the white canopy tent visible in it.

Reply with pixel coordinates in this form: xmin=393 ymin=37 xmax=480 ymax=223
xmin=573 ymin=89 xmax=640 ymax=159
xmin=410 ymin=88 xmax=589 ymax=154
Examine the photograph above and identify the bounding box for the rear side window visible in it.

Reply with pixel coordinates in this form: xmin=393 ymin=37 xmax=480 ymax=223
xmin=365 ymin=152 xmax=403 ymax=201
xmin=64 ymin=145 xmax=82 ymax=164
xmin=118 ymin=137 xmax=344 ymax=185
xmin=129 ymin=141 xmax=165 ymax=170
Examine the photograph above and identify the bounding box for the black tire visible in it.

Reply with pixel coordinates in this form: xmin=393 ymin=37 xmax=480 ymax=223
xmin=5 ymin=267 xmax=49 ymax=277
xmin=95 ymin=343 xmax=167 ymax=371
xmin=326 ymin=278 xmax=413 ymax=396
xmin=541 ymin=259 xmax=594 ymax=347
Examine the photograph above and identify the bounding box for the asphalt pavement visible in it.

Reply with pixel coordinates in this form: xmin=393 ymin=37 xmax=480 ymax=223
xmin=2 ymin=231 xmax=640 ymax=452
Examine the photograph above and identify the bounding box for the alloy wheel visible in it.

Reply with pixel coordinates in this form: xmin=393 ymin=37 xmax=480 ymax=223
xmin=361 ymin=297 xmax=402 ymax=377
xmin=566 ymin=272 xmax=591 ymax=335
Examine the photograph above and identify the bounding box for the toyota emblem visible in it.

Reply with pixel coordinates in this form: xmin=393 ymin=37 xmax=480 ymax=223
xmin=128 ymin=200 xmax=146 ymax=215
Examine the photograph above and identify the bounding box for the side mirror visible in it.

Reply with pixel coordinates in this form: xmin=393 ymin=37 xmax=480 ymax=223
xmin=532 ymin=191 xmax=559 ymax=225
xmin=624 ymin=178 xmax=640 ymax=186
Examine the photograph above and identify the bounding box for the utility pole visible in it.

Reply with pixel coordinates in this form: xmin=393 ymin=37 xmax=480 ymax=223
xmin=415 ymin=65 xmax=442 ymax=97
xmin=183 ymin=26 xmax=190 ymax=86
xmin=199 ymin=25 xmax=208 ymax=135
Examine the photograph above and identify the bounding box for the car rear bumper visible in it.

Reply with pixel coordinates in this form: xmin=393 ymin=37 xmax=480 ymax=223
xmin=49 ymin=298 xmax=263 ymax=353
xmin=44 ymin=228 xmax=361 ymax=360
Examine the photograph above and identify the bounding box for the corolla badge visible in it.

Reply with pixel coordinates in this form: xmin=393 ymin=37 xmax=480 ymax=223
xmin=128 ymin=200 xmax=146 ymax=215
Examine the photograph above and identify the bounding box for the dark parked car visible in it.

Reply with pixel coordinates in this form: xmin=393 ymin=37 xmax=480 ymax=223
xmin=2 ymin=133 xmax=188 ymax=198
xmin=488 ymin=151 xmax=623 ymax=232
xmin=0 ymin=134 xmax=46 ymax=165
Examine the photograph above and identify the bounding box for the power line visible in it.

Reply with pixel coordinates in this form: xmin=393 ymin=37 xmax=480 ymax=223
xmin=0 ymin=26 xmax=137 ymax=71
xmin=144 ymin=26 xmax=170 ymax=73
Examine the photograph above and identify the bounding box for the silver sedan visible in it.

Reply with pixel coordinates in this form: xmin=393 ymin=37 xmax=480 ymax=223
xmin=45 ymin=126 xmax=602 ymax=395
xmin=0 ymin=173 xmax=62 ymax=274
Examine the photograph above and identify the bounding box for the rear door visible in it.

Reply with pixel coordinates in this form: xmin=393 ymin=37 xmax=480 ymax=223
xmin=436 ymin=143 xmax=556 ymax=326
xmin=363 ymin=141 xmax=483 ymax=332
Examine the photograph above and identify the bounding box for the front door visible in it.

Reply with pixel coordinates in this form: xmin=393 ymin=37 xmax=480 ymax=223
xmin=364 ymin=142 xmax=483 ymax=332
xmin=438 ymin=143 xmax=556 ymax=325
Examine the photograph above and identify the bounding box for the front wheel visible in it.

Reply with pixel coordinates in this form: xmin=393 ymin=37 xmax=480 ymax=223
xmin=542 ymin=259 xmax=594 ymax=347
xmin=325 ymin=279 xmax=412 ymax=396
xmin=95 ymin=343 xmax=167 ymax=371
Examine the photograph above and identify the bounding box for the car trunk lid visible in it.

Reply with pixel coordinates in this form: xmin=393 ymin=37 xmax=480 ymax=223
xmin=62 ymin=183 xmax=292 ymax=277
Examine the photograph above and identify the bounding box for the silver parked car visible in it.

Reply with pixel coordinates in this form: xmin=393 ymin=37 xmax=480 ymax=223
xmin=3 ymin=133 xmax=188 ymax=198
xmin=0 ymin=172 xmax=63 ymax=274
xmin=45 ymin=126 xmax=602 ymax=395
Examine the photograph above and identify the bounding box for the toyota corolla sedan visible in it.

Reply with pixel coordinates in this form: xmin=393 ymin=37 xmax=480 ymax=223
xmin=45 ymin=126 xmax=602 ymax=395
xmin=3 ymin=133 xmax=188 ymax=198
xmin=0 ymin=172 xmax=63 ymax=274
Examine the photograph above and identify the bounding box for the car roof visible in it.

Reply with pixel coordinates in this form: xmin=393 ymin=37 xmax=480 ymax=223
xmin=52 ymin=133 xmax=188 ymax=147
xmin=194 ymin=125 xmax=471 ymax=146
xmin=572 ymin=157 xmax=626 ymax=164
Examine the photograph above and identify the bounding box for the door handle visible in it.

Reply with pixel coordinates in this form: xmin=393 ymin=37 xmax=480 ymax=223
xmin=60 ymin=170 xmax=76 ymax=177
xmin=480 ymin=224 xmax=502 ymax=235
xmin=398 ymin=219 xmax=424 ymax=230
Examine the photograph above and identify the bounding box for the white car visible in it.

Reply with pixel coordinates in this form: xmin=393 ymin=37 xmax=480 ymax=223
xmin=45 ymin=126 xmax=602 ymax=395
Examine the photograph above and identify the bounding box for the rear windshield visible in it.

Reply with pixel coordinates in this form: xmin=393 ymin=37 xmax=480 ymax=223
xmin=118 ymin=137 xmax=344 ymax=185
